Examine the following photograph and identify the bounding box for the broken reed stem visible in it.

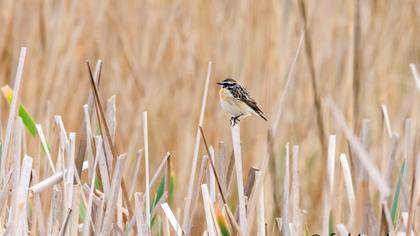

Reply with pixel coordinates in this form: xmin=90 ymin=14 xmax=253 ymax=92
xmin=323 ymin=135 xmax=336 ymax=236
xmin=142 ymin=111 xmax=151 ymax=232
xmin=291 ymin=145 xmax=301 ymax=235
xmin=75 ymin=60 xmax=102 ymax=178
xmin=199 ymin=126 xmax=227 ymax=203
xmin=256 ymin=171 xmax=265 ymax=236
xmin=282 ymin=143 xmax=290 ymax=236
xmin=1 ymin=47 xmax=27 ymax=177
xmin=161 ymin=202 xmax=184 ymax=236
xmin=36 ymin=124 xmax=56 ymax=173
xmin=183 ymin=61 xmax=212 ymax=230
xmin=297 ymin=0 xmax=326 ymax=155
xmin=267 ymin=33 xmax=304 ymax=219
xmin=187 ymin=155 xmax=208 ymax=234
xmin=201 ymin=184 xmax=216 ymax=236
xmin=16 ymin=155 xmax=33 ymax=235
xmin=100 ymin=154 xmax=127 ymax=235
xmin=129 ymin=149 xmax=144 ymax=198
xmin=231 ymin=124 xmax=247 ymax=233
xmin=339 ymin=154 xmax=355 ymax=226
xmin=150 ymin=152 xmax=171 ymax=189
xmin=326 ymin=98 xmax=390 ymax=196
xmin=30 ymin=161 xmax=88 ymax=193
xmin=86 ymin=61 xmax=133 ymax=218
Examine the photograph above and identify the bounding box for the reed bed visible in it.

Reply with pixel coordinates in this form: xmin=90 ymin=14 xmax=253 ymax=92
xmin=0 ymin=0 xmax=419 ymax=235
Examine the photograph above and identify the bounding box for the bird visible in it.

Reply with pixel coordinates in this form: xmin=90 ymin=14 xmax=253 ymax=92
xmin=217 ymin=78 xmax=267 ymax=126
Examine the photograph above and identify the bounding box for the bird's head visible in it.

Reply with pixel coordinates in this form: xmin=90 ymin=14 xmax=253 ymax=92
xmin=217 ymin=78 xmax=237 ymax=88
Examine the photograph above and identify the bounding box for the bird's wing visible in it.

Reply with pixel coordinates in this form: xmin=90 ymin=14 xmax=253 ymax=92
xmin=228 ymin=84 xmax=268 ymax=121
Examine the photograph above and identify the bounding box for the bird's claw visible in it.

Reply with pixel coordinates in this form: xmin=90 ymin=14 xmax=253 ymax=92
xmin=230 ymin=116 xmax=240 ymax=127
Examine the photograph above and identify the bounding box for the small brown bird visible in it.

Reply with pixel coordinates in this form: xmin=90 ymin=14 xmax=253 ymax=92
xmin=217 ymin=78 xmax=267 ymax=126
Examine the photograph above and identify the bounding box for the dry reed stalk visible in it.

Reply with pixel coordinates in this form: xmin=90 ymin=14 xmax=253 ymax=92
xmin=187 ymin=156 xmax=208 ymax=234
xmin=224 ymin=204 xmax=243 ymax=236
xmin=291 ymin=145 xmax=301 ymax=235
xmin=255 ymin=170 xmax=265 ymax=236
xmin=399 ymin=119 xmax=412 ymax=213
xmin=327 ymin=135 xmax=337 ymax=191
xmin=33 ymin=190 xmax=46 ymax=235
xmin=9 ymin=117 xmax=22 ymax=235
xmin=379 ymin=203 xmax=393 ymax=235
xmin=339 ymin=154 xmax=355 ymax=226
xmin=75 ymin=60 xmax=102 ymax=178
xmin=336 ymin=224 xmax=349 ymax=236
xmin=134 ymin=193 xmax=146 ymax=236
xmin=282 ymin=143 xmax=290 ymax=236
xmin=30 ymin=161 xmax=88 ymax=193
xmin=297 ymin=1 xmax=328 ymax=217
xmin=244 ymin=167 xmax=258 ymax=200
xmin=231 ymin=124 xmax=247 ymax=233
xmin=162 ymin=211 xmax=170 ymax=236
xmin=380 ymin=104 xmax=393 ymax=138
xmin=165 ymin=155 xmax=171 ymax=204
xmin=1 ymin=47 xmax=26 ymax=177
xmin=217 ymin=141 xmax=227 ymax=194
xmin=54 ymin=116 xmax=69 ymax=153
xmin=208 ymin=147 xmax=216 ymax=204
xmin=94 ymin=196 xmax=105 ymax=233
xmin=199 ymin=126 xmax=227 ymax=203
xmin=150 ymin=152 xmax=170 ymax=188
xmin=15 ymin=155 xmax=33 ymax=235
xmin=226 ymin=151 xmax=235 ymax=195
xmin=96 ymin=136 xmax=110 ymax=194
xmin=100 ymin=154 xmax=128 ymax=235
xmin=201 ymin=184 xmax=216 ymax=236
xmin=47 ymin=187 xmax=62 ymax=235
xmin=129 ymin=149 xmax=144 ymax=199
xmin=82 ymin=150 xmax=99 ymax=236
xmin=64 ymin=133 xmax=76 ymax=210
xmin=384 ymin=134 xmax=399 ymax=197
xmin=409 ymin=64 xmax=420 ymax=91
xmin=275 ymin=218 xmax=282 ymax=234
xmin=58 ymin=208 xmax=72 ymax=236
xmin=82 ymin=104 xmax=95 ymax=180
xmin=86 ymin=62 xmax=132 ymax=218
xmin=326 ymin=98 xmax=390 ymax=196
xmin=36 ymin=124 xmax=56 ymax=173
xmin=183 ymin=61 xmax=212 ymax=232
xmin=270 ymin=32 xmax=304 ymax=135
xmin=297 ymin=0 xmax=326 ymax=154
xmin=323 ymin=135 xmax=336 ymax=235
xmin=267 ymin=33 xmax=304 ymax=218
xmin=104 ymin=95 xmax=116 ymax=171
xmin=352 ymin=0 xmax=361 ymax=127
xmin=142 ymin=111 xmax=151 ymax=233
xmin=161 ymin=202 xmax=184 ymax=236
xmin=0 ymin=170 xmax=12 ymax=214
xmin=70 ymin=185 xmax=81 ymax=236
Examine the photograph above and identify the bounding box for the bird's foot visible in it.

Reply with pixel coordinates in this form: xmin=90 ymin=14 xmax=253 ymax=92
xmin=230 ymin=116 xmax=240 ymax=127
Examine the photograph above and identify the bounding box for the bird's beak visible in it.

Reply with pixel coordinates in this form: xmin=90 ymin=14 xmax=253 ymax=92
xmin=217 ymin=82 xmax=223 ymax=86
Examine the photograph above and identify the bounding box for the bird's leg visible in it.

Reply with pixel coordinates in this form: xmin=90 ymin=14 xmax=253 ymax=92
xmin=230 ymin=116 xmax=241 ymax=126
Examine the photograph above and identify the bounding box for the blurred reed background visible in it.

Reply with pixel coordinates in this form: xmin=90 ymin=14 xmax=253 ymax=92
xmin=0 ymin=0 xmax=419 ymax=235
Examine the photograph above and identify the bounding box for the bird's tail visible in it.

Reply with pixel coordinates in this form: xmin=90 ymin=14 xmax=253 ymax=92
xmin=257 ymin=111 xmax=268 ymax=121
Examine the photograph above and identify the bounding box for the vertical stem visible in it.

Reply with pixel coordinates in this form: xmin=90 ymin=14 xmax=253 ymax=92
xmin=231 ymin=124 xmax=247 ymax=233
xmin=183 ymin=62 xmax=212 ymax=232
xmin=142 ymin=112 xmax=151 ymax=234
xmin=1 ymin=47 xmax=27 ymax=176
